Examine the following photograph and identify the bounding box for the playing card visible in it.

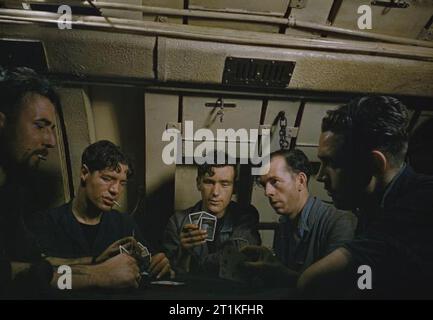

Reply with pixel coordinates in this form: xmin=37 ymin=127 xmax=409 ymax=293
xmin=189 ymin=212 xmax=203 ymax=224
xmin=137 ymin=241 xmax=151 ymax=258
xmin=135 ymin=242 xmax=151 ymax=272
xmin=199 ymin=216 xmax=217 ymax=241
xmin=201 ymin=212 xmax=216 ymax=220
xmin=119 ymin=244 xmax=130 ymax=255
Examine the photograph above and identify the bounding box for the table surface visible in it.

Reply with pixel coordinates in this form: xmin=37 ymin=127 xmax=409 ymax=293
xmin=48 ymin=274 xmax=298 ymax=300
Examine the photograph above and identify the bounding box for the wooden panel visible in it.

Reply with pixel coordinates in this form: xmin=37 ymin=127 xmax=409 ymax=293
xmin=174 ymin=165 xmax=201 ymax=211
xmin=91 ymin=86 xmax=145 ymax=212
xmin=296 ymin=146 xmax=332 ymax=203
xmin=58 ymin=88 xmax=93 ymax=199
xmin=145 ymin=93 xmax=179 ymax=193
xmin=297 ymin=102 xmax=339 ymax=146
xmin=332 ymin=0 xmax=433 ymax=39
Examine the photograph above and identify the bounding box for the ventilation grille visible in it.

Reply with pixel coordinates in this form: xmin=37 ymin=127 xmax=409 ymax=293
xmin=222 ymin=57 xmax=295 ymax=88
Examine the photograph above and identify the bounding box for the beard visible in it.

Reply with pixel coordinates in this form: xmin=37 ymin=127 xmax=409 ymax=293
xmin=0 ymin=133 xmax=48 ymax=182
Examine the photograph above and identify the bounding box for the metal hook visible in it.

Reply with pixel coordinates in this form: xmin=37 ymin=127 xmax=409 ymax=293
xmin=216 ymin=98 xmax=224 ymax=123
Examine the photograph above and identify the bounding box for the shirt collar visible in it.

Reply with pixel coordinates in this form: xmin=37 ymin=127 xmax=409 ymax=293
xmin=279 ymin=196 xmax=315 ymax=238
xmin=298 ymin=196 xmax=315 ymax=238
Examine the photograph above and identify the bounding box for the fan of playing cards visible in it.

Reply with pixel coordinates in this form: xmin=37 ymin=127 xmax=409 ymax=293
xmin=188 ymin=211 xmax=217 ymax=242
xmin=119 ymin=241 xmax=151 ymax=276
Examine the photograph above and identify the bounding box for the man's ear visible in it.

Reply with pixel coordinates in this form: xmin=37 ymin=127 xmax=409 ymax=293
xmin=297 ymin=172 xmax=308 ymax=191
xmin=80 ymin=164 xmax=90 ymax=184
xmin=0 ymin=112 xmax=6 ymax=131
xmin=370 ymin=150 xmax=388 ymax=175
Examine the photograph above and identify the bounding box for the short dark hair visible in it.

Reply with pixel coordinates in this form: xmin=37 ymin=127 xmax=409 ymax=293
xmin=196 ymin=150 xmax=237 ymax=181
xmin=82 ymin=140 xmax=134 ymax=178
xmin=321 ymin=96 xmax=409 ymax=167
xmin=0 ymin=66 xmax=60 ymax=122
xmin=270 ymin=149 xmax=312 ymax=183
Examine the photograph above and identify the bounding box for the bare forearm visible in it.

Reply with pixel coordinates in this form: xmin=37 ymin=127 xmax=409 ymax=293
xmin=46 ymin=256 xmax=93 ymax=267
xmin=50 ymin=264 xmax=98 ymax=290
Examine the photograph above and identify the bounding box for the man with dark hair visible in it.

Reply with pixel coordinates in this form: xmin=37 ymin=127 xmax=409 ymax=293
xmin=162 ymin=154 xmax=261 ymax=275
xmin=0 ymin=67 xmax=58 ymax=259
xmin=298 ymin=96 xmax=433 ymax=298
xmin=0 ymin=67 xmax=59 ymax=176
xmin=241 ymin=149 xmax=356 ymax=285
xmin=30 ymin=140 xmax=173 ymax=280
xmin=0 ymin=67 xmax=143 ymax=296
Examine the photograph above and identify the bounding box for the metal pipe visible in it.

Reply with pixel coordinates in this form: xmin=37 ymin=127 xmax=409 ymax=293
xmin=290 ymin=18 xmax=433 ymax=49
xmin=90 ymin=1 xmax=287 ymax=24
xmin=86 ymin=2 xmax=433 ymax=48
xmin=7 ymin=1 xmax=433 ymax=48
xmin=1 ymin=8 xmax=432 ymax=62
xmin=187 ymin=5 xmax=284 ymax=18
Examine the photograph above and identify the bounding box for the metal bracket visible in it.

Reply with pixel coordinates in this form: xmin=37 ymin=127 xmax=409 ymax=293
xmin=289 ymin=0 xmax=307 ymax=9
xmin=205 ymin=98 xmax=236 ymax=123
xmin=371 ymin=0 xmax=409 ymax=8
xmin=205 ymin=99 xmax=236 ymax=109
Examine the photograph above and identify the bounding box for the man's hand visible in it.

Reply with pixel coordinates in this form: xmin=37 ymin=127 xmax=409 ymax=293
xmin=180 ymin=224 xmax=207 ymax=250
xmin=149 ymin=252 xmax=175 ymax=279
xmin=95 ymin=236 xmax=137 ymax=264
xmin=240 ymin=245 xmax=299 ymax=287
xmin=92 ymin=253 xmax=141 ymax=289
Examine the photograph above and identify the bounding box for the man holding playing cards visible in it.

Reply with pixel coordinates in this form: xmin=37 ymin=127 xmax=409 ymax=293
xmin=240 ymin=149 xmax=356 ymax=286
xmin=28 ymin=140 xmax=173 ymax=280
xmin=0 ymin=67 xmax=145 ymax=296
xmin=163 ymin=155 xmax=261 ymax=275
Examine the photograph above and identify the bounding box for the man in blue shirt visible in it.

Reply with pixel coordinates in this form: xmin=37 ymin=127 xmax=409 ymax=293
xmin=242 ymin=149 xmax=356 ymax=284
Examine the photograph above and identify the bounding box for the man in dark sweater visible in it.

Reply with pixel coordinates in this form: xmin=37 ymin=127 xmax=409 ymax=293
xmin=298 ymin=96 xmax=433 ymax=298
xmin=1 ymin=67 xmax=142 ymax=296
xmin=30 ymin=140 xmax=173 ymax=280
